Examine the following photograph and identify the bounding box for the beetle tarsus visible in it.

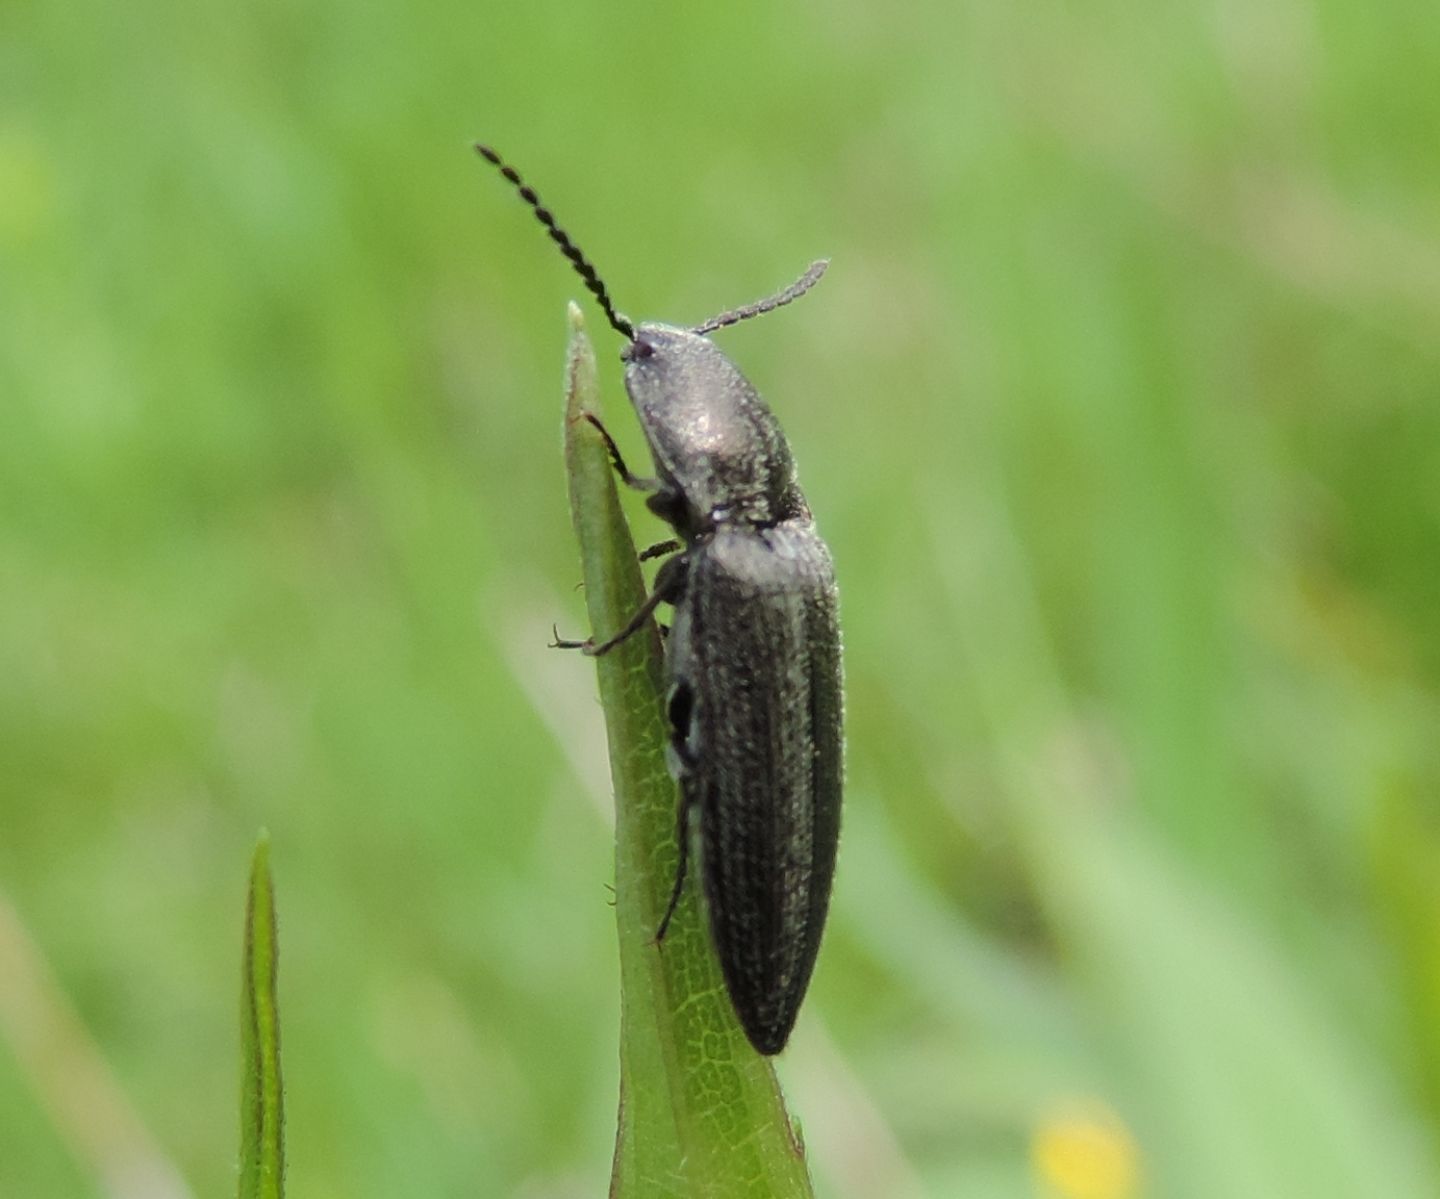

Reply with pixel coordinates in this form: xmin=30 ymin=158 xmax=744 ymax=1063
xmin=549 ymin=624 xmax=592 ymax=651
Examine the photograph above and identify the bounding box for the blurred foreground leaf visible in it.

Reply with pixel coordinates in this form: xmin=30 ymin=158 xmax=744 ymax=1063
xmin=238 ymin=833 xmax=284 ymax=1199
xmin=562 ymin=306 xmax=813 ymax=1198
xmin=1041 ymin=818 xmax=1438 ymax=1199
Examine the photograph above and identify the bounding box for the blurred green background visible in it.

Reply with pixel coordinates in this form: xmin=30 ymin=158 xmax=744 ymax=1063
xmin=4 ymin=0 xmax=1440 ymax=1195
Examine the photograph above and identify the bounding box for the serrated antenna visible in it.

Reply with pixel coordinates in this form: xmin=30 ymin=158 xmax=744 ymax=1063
xmin=475 ymin=144 xmax=634 ymax=340
xmin=691 ymin=259 xmax=829 ymax=337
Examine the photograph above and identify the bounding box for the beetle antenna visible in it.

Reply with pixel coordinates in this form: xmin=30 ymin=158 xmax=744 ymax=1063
xmin=691 ymin=259 xmax=829 ymax=336
xmin=475 ymin=144 xmax=635 ymax=340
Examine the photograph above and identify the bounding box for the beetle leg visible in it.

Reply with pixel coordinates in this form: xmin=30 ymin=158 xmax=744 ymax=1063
xmin=582 ymin=413 xmax=659 ymax=493
xmin=654 ymin=789 xmax=696 ymax=943
xmin=638 ymin=538 xmax=682 ymax=562
xmin=553 ymin=554 xmax=688 ymax=656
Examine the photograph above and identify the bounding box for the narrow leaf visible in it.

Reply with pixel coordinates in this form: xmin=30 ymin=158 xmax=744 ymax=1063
xmin=238 ymin=832 xmax=285 ymax=1199
xmin=561 ymin=306 xmax=813 ymax=1198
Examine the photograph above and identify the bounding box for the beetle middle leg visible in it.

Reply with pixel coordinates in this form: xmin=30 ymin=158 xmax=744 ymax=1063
xmin=553 ymin=554 xmax=688 ymax=656
xmin=638 ymin=538 xmax=682 ymax=562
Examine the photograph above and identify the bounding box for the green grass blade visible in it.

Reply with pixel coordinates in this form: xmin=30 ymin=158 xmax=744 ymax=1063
xmin=238 ymin=833 xmax=285 ymax=1199
xmin=561 ymin=306 xmax=813 ymax=1199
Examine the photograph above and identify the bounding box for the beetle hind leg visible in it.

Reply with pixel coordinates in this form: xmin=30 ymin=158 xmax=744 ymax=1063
xmin=654 ymin=789 xmax=697 ymax=943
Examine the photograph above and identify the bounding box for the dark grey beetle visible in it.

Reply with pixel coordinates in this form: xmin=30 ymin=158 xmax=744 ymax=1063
xmin=478 ymin=145 xmax=841 ymax=1055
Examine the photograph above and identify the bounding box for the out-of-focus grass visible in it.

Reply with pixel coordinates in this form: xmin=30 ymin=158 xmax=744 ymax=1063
xmin=2 ymin=0 xmax=1439 ymax=1195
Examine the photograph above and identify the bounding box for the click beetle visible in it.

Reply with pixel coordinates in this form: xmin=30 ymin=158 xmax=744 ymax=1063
xmin=477 ymin=144 xmax=841 ymax=1056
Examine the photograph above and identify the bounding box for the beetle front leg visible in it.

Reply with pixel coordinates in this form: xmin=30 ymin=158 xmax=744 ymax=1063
xmin=582 ymin=413 xmax=658 ymax=493
xmin=553 ymin=554 xmax=688 ymax=656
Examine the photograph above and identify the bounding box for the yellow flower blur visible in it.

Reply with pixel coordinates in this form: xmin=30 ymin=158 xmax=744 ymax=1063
xmin=1031 ymin=1102 xmax=1141 ymax=1199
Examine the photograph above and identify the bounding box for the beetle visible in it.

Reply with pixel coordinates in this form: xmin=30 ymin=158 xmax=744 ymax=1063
xmin=477 ymin=144 xmax=841 ymax=1055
